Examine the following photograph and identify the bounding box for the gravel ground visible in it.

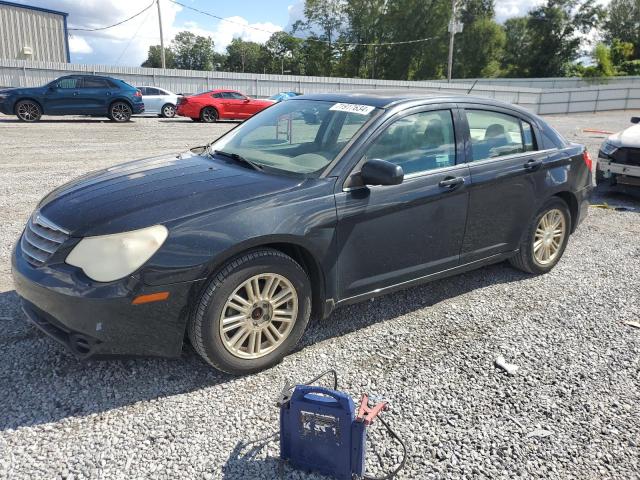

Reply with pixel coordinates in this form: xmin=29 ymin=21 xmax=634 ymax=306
xmin=0 ymin=111 xmax=638 ymax=480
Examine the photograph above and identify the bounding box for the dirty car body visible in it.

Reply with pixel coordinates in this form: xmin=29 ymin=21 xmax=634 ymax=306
xmin=12 ymin=91 xmax=593 ymax=367
xmin=597 ymin=116 xmax=640 ymax=188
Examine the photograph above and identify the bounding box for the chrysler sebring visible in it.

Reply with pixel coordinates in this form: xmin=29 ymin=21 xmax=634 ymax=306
xmin=12 ymin=91 xmax=593 ymax=374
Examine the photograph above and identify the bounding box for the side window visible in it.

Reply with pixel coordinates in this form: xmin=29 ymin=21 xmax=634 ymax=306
xmin=465 ymin=110 xmax=526 ymax=161
xmin=82 ymin=77 xmax=107 ymax=88
xmin=221 ymin=92 xmax=235 ymax=99
xmin=146 ymin=87 xmax=161 ymax=95
xmin=230 ymin=92 xmax=246 ymax=100
xmin=56 ymin=78 xmax=79 ymax=89
xmin=212 ymin=93 xmax=223 ymax=98
xmin=363 ymin=110 xmax=456 ymax=175
xmin=522 ymin=121 xmax=536 ymax=151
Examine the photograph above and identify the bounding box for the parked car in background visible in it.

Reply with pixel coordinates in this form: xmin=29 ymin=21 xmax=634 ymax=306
xmin=136 ymin=86 xmax=180 ymax=118
xmin=176 ymin=89 xmax=273 ymax=123
xmin=268 ymin=91 xmax=301 ymax=102
xmin=12 ymin=92 xmax=593 ymax=375
xmin=0 ymin=75 xmax=144 ymax=122
xmin=597 ymin=116 xmax=640 ymax=188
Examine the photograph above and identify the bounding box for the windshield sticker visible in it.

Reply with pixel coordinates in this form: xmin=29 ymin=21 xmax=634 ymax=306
xmin=329 ymin=103 xmax=375 ymax=115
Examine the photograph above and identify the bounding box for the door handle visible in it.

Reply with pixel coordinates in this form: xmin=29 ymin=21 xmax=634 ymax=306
xmin=106 ymin=91 xmax=112 ymax=96
xmin=524 ymin=159 xmax=543 ymax=171
xmin=439 ymin=176 xmax=465 ymax=188
xmin=72 ymin=91 xmax=79 ymax=96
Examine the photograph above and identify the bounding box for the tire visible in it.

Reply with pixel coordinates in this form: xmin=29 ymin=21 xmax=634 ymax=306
xmin=509 ymin=197 xmax=571 ymax=274
xmin=200 ymin=107 xmax=218 ymax=123
xmin=15 ymin=100 xmax=42 ymax=122
xmin=108 ymin=101 xmax=132 ymax=122
xmin=161 ymin=103 xmax=176 ymax=118
xmin=188 ymin=249 xmax=312 ymax=374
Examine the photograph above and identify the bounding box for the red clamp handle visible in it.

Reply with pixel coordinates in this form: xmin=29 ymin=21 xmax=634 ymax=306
xmin=356 ymin=394 xmax=388 ymax=425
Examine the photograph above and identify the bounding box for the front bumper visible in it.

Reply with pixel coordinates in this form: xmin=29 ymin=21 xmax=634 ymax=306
xmin=11 ymin=240 xmax=201 ymax=359
xmin=597 ymin=155 xmax=640 ymax=183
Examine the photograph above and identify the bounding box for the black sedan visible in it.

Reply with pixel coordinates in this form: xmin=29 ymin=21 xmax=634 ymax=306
xmin=12 ymin=91 xmax=593 ymax=374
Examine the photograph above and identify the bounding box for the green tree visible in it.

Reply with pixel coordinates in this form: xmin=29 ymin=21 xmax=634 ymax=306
xmin=604 ymin=0 xmax=640 ymax=59
xmin=262 ymin=32 xmax=305 ymax=74
xmin=141 ymin=45 xmax=176 ymax=69
xmin=225 ymin=38 xmax=263 ymax=72
xmin=526 ymin=0 xmax=604 ymax=77
xmin=171 ymin=31 xmax=217 ymax=70
xmin=454 ymin=0 xmax=505 ymax=78
xmin=583 ymin=42 xmax=615 ymax=77
xmin=501 ymin=17 xmax=531 ymax=77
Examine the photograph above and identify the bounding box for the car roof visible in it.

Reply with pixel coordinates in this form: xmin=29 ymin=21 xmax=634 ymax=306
xmin=293 ymin=89 xmax=533 ymax=116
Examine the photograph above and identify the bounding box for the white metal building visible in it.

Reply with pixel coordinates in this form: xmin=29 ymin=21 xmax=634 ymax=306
xmin=0 ymin=1 xmax=69 ymax=63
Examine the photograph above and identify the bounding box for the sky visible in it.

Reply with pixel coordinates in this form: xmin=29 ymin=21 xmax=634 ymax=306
xmin=12 ymin=0 xmax=609 ymax=66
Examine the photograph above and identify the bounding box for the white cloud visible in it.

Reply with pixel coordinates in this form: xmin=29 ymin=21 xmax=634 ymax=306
xmin=173 ymin=17 xmax=282 ymax=54
xmin=68 ymin=35 xmax=93 ymax=54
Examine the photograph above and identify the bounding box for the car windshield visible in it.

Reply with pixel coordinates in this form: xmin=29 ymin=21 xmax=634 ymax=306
xmin=209 ymin=99 xmax=379 ymax=176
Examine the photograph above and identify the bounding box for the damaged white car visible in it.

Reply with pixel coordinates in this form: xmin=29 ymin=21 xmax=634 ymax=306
xmin=597 ymin=116 xmax=640 ymax=188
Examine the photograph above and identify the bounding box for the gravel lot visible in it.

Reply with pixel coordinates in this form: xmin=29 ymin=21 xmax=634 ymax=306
xmin=0 ymin=111 xmax=638 ymax=480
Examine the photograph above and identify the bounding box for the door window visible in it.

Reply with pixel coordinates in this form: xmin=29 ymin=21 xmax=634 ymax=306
xmin=229 ymin=92 xmax=247 ymax=100
xmin=465 ymin=110 xmax=536 ymax=161
xmin=82 ymin=77 xmax=108 ymax=88
xmin=56 ymin=78 xmax=79 ymax=89
xmin=363 ymin=110 xmax=456 ymax=175
xmin=146 ymin=87 xmax=161 ymax=95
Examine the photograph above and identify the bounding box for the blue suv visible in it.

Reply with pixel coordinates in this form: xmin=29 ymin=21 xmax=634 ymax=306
xmin=0 ymin=75 xmax=144 ymax=122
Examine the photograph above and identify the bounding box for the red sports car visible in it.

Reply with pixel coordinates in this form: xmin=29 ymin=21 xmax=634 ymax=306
xmin=176 ymin=89 xmax=273 ymax=122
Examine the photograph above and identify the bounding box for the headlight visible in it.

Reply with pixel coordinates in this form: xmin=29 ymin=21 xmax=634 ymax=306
xmin=600 ymin=141 xmax=617 ymax=156
xmin=66 ymin=225 xmax=168 ymax=282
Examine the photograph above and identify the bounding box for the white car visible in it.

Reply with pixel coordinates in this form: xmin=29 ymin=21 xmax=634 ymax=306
xmin=597 ymin=116 xmax=640 ymax=188
xmin=135 ymin=86 xmax=180 ymax=118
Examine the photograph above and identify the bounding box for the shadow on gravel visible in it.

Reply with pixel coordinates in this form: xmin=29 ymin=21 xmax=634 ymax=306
xmin=0 ymin=118 xmax=133 ymax=124
xmin=221 ymin=434 xmax=288 ymax=480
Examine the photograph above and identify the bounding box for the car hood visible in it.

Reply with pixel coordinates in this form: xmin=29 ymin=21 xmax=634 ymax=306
xmin=608 ymin=124 xmax=640 ymax=148
xmin=0 ymin=86 xmax=46 ymax=96
xmin=38 ymin=151 xmax=302 ymax=236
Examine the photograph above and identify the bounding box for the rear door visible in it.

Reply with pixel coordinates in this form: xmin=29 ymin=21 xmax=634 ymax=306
xmin=77 ymin=77 xmax=111 ymax=114
xmin=335 ymin=106 xmax=471 ymax=300
xmin=459 ymin=106 xmax=556 ymax=263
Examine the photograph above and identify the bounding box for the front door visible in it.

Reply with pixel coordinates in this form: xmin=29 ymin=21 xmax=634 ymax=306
xmin=335 ymin=108 xmax=470 ymax=300
xmin=43 ymin=77 xmax=83 ymax=114
xmin=459 ymin=107 xmax=555 ymax=263
xmin=220 ymin=92 xmax=245 ymax=118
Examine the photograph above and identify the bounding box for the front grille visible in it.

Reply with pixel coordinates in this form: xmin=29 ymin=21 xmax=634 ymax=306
xmin=20 ymin=213 xmax=69 ymax=267
xmin=613 ymin=148 xmax=640 ymax=167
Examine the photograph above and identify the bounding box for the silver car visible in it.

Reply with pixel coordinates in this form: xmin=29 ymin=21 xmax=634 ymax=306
xmin=597 ymin=116 xmax=640 ymax=188
xmin=136 ymin=86 xmax=180 ymax=118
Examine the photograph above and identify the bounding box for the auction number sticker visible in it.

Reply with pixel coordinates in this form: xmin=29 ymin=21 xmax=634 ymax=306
xmin=329 ymin=103 xmax=375 ymax=115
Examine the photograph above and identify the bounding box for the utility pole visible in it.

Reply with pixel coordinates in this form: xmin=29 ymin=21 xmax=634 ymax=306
xmin=447 ymin=0 xmax=460 ymax=82
xmin=156 ymin=0 xmax=166 ymax=69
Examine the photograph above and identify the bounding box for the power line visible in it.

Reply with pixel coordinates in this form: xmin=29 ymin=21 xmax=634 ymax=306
xmin=115 ymin=7 xmax=154 ymax=64
xmin=168 ymin=0 xmax=443 ymax=47
xmin=69 ymin=1 xmax=155 ymax=32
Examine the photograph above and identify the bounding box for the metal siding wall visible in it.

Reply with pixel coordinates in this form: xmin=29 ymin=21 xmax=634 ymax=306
xmin=0 ymin=5 xmax=66 ymax=63
xmin=1 ymin=59 xmax=640 ymax=115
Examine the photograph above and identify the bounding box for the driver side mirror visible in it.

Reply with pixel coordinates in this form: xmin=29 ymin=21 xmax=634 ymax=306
xmin=631 ymin=117 xmax=640 ymax=124
xmin=360 ymin=159 xmax=404 ymax=186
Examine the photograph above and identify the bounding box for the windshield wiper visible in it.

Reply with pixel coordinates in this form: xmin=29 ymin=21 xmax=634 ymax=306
xmin=212 ymin=150 xmax=263 ymax=171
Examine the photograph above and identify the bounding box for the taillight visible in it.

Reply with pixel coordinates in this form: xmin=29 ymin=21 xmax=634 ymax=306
xmin=134 ymin=90 xmax=142 ymax=97
xmin=582 ymin=149 xmax=593 ymax=172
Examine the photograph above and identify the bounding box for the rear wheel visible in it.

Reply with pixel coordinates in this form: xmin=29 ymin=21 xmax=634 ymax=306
xmin=509 ymin=197 xmax=571 ymax=274
xmin=109 ymin=101 xmax=132 ymax=122
xmin=188 ymin=249 xmax=311 ymax=374
xmin=200 ymin=107 xmax=218 ymax=123
xmin=161 ymin=103 xmax=176 ymax=118
xmin=15 ymin=100 xmax=42 ymax=122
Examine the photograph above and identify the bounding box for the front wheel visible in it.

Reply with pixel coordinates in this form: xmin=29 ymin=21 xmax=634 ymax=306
xmin=200 ymin=107 xmax=218 ymax=123
xmin=188 ymin=249 xmax=312 ymax=374
xmin=108 ymin=101 xmax=132 ymax=122
xmin=16 ymin=100 xmax=42 ymax=122
xmin=509 ymin=197 xmax=571 ymax=274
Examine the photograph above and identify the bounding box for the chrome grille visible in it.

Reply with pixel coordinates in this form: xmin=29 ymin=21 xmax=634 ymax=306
xmin=21 ymin=213 xmax=69 ymax=267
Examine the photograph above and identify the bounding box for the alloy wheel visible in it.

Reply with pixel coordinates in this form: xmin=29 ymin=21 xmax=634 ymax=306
xmin=163 ymin=104 xmax=175 ymax=118
xmin=201 ymin=108 xmax=217 ymax=122
xmin=533 ymin=208 xmax=566 ymax=266
xmin=219 ymin=273 xmax=298 ymax=359
xmin=17 ymin=102 xmax=40 ymax=121
xmin=111 ymin=103 xmax=131 ymax=122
